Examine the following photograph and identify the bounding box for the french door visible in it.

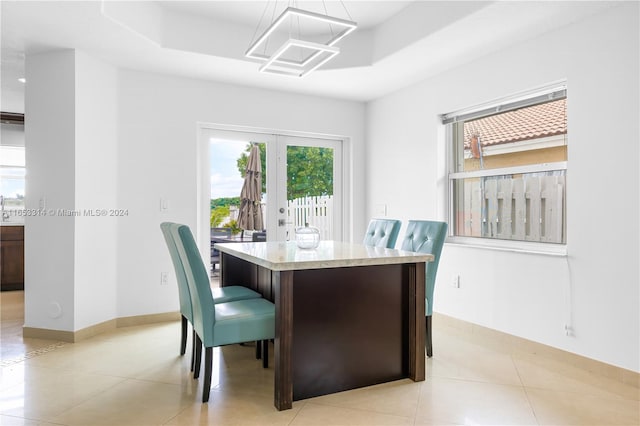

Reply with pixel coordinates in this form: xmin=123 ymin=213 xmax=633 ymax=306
xmin=270 ymin=135 xmax=342 ymax=241
xmin=199 ymin=127 xmax=343 ymax=247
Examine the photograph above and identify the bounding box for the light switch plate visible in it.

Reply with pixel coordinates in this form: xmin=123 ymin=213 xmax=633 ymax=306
xmin=374 ymin=204 xmax=387 ymax=217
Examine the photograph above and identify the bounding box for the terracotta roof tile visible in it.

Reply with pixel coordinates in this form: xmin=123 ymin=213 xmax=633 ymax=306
xmin=464 ymin=98 xmax=566 ymax=148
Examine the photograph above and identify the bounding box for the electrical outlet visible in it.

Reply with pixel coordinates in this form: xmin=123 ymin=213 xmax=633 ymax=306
xmin=160 ymin=272 xmax=169 ymax=285
xmin=451 ymin=274 xmax=460 ymax=288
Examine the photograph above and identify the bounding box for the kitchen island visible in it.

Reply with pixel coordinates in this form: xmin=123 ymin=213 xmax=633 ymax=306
xmin=216 ymin=240 xmax=433 ymax=410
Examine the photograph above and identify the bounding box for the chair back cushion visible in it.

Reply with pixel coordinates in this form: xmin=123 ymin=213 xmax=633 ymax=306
xmin=362 ymin=219 xmax=401 ymax=248
xmin=400 ymin=220 xmax=448 ymax=315
xmin=160 ymin=222 xmax=193 ymax=322
xmin=173 ymin=224 xmax=216 ymax=344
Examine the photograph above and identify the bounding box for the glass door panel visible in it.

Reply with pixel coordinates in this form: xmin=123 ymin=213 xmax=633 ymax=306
xmin=273 ymin=135 xmax=342 ymax=241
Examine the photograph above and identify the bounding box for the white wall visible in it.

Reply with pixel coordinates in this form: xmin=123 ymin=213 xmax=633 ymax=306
xmin=366 ymin=3 xmax=639 ymax=372
xmin=74 ymin=51 xmax=118 ymax=330
xmin=24 ymin=50 xmax=118 ymax=332
xmin=115 ymin=70 xmax=366 ymax=318
xmin=24 ymin=50 xmax=77 ymax=331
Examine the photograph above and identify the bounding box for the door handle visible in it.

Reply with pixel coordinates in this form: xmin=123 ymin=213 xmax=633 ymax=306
xmin=278 ymin=219 xmax=293 ymax=227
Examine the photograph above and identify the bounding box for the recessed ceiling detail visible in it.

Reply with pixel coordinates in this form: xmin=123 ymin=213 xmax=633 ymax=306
xmin=0 ymin=1 xmax=619 ymax=105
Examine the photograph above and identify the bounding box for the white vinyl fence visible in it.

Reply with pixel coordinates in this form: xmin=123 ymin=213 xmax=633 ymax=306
xmin=460 ymin=175 xmax=565 ymax=243
xmin=286 ymin=195 xmax=334 ymax=240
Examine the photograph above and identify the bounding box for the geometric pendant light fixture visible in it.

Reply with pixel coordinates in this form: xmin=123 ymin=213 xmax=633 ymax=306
xmin=245 ymin=3 xmax=357 ymax=77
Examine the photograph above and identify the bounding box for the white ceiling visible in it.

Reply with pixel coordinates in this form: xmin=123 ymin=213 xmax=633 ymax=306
xmin=159 ymin=1 xmax=410 ymax=30
xmin=0 ymin=1 xmax=617 ymax=112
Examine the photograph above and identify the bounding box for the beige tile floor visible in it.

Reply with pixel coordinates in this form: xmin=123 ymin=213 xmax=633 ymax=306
xmin=1 ymin=289 xmax=638 ymax=426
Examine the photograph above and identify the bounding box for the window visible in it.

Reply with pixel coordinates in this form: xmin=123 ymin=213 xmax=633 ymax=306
xmin=0 ymin=145 xmax=26 ymax=221
xmin=443 ymin=85 xmax=567 ymax=247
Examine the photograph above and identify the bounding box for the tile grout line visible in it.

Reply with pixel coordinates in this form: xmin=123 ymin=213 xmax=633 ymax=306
xmin=412 ymin=363 xmax=425 ymax=426
xmin=49 ymin=376 xmax=133 ymax=425
xmin=0 ymin=413 xmax=67 ymax=426
xmin=511 ymin=353 xmax=542 ymax=426
xmin=285 ymin=400 xmax=307 ymax=425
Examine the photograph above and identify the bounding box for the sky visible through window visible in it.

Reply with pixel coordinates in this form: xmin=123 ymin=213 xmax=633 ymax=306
xmin=209 ymin=138 xmax=246 ymax=199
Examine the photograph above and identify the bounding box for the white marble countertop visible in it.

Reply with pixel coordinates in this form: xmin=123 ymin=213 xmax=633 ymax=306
xmin=215 ymin=240 xmax=433 ymax=271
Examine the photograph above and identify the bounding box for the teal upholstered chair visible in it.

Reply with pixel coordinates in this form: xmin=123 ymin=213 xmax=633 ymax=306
xmin=160 ymin=222 xmax=261 ymax=371
xmin=173 ymin=223 xmax=275 ymax=403
xmin=160 ymin=222 xmax=196 ymax=362
xmin=399 ymin=220 xmax=447 ymax=357
xmin=363 ymin=219 xmax=402 ymax=248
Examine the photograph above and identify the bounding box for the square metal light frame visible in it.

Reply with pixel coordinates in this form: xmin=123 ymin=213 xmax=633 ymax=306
xmin=258 ymin=39 xmax=340 ymax=77
xmin=245 ymin=6 xmax=357 ymax=68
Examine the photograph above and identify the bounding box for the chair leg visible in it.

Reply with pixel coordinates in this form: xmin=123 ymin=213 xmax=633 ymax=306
xmin=190 ymin=330 xmax=196 ymax=372
xmin=255 ymin=340 xmax=262 ymax=359
xmin=262 ymin=340 xmax=269 ymax=368
xmin=180 ymin=316 xmax=188 ymax=356
xmin=194 ymin=334 xmax=203 ymax=379
xmin=203 ymin=347 xmax=213 ymax=403
xmin=426 ymin=315 xmax=433 ymax=358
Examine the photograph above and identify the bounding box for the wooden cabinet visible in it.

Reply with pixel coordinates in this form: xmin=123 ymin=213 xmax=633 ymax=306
xmin=1 ymin=226 xmax=24 ymax=291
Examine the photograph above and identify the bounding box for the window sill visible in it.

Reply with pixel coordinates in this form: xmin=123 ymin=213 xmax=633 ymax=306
xmin=445 ymin=236 xmax=567 ymax=256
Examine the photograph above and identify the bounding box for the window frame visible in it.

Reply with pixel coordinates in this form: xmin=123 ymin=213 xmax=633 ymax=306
xmin=443 ymin=84 xmax=568 ymax=256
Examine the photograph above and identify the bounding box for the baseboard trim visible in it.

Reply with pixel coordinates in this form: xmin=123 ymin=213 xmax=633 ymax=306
xmin=434 ymin=312 xmax=639 ymax=389
xmin=23 ymin=327 xmax=77 ymax=342
xmin=116 ymin=311 xmax=180 ymax=328
xmin=23 ymin=312 xmax=180 ymax=343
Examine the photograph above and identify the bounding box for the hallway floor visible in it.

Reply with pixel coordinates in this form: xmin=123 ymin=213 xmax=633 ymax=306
xmin=1 ymin=290 xmax=638 ymax=425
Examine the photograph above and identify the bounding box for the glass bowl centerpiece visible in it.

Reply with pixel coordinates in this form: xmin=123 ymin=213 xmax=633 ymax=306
xmin=295 ymin=224 xmax=320 ymax=249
